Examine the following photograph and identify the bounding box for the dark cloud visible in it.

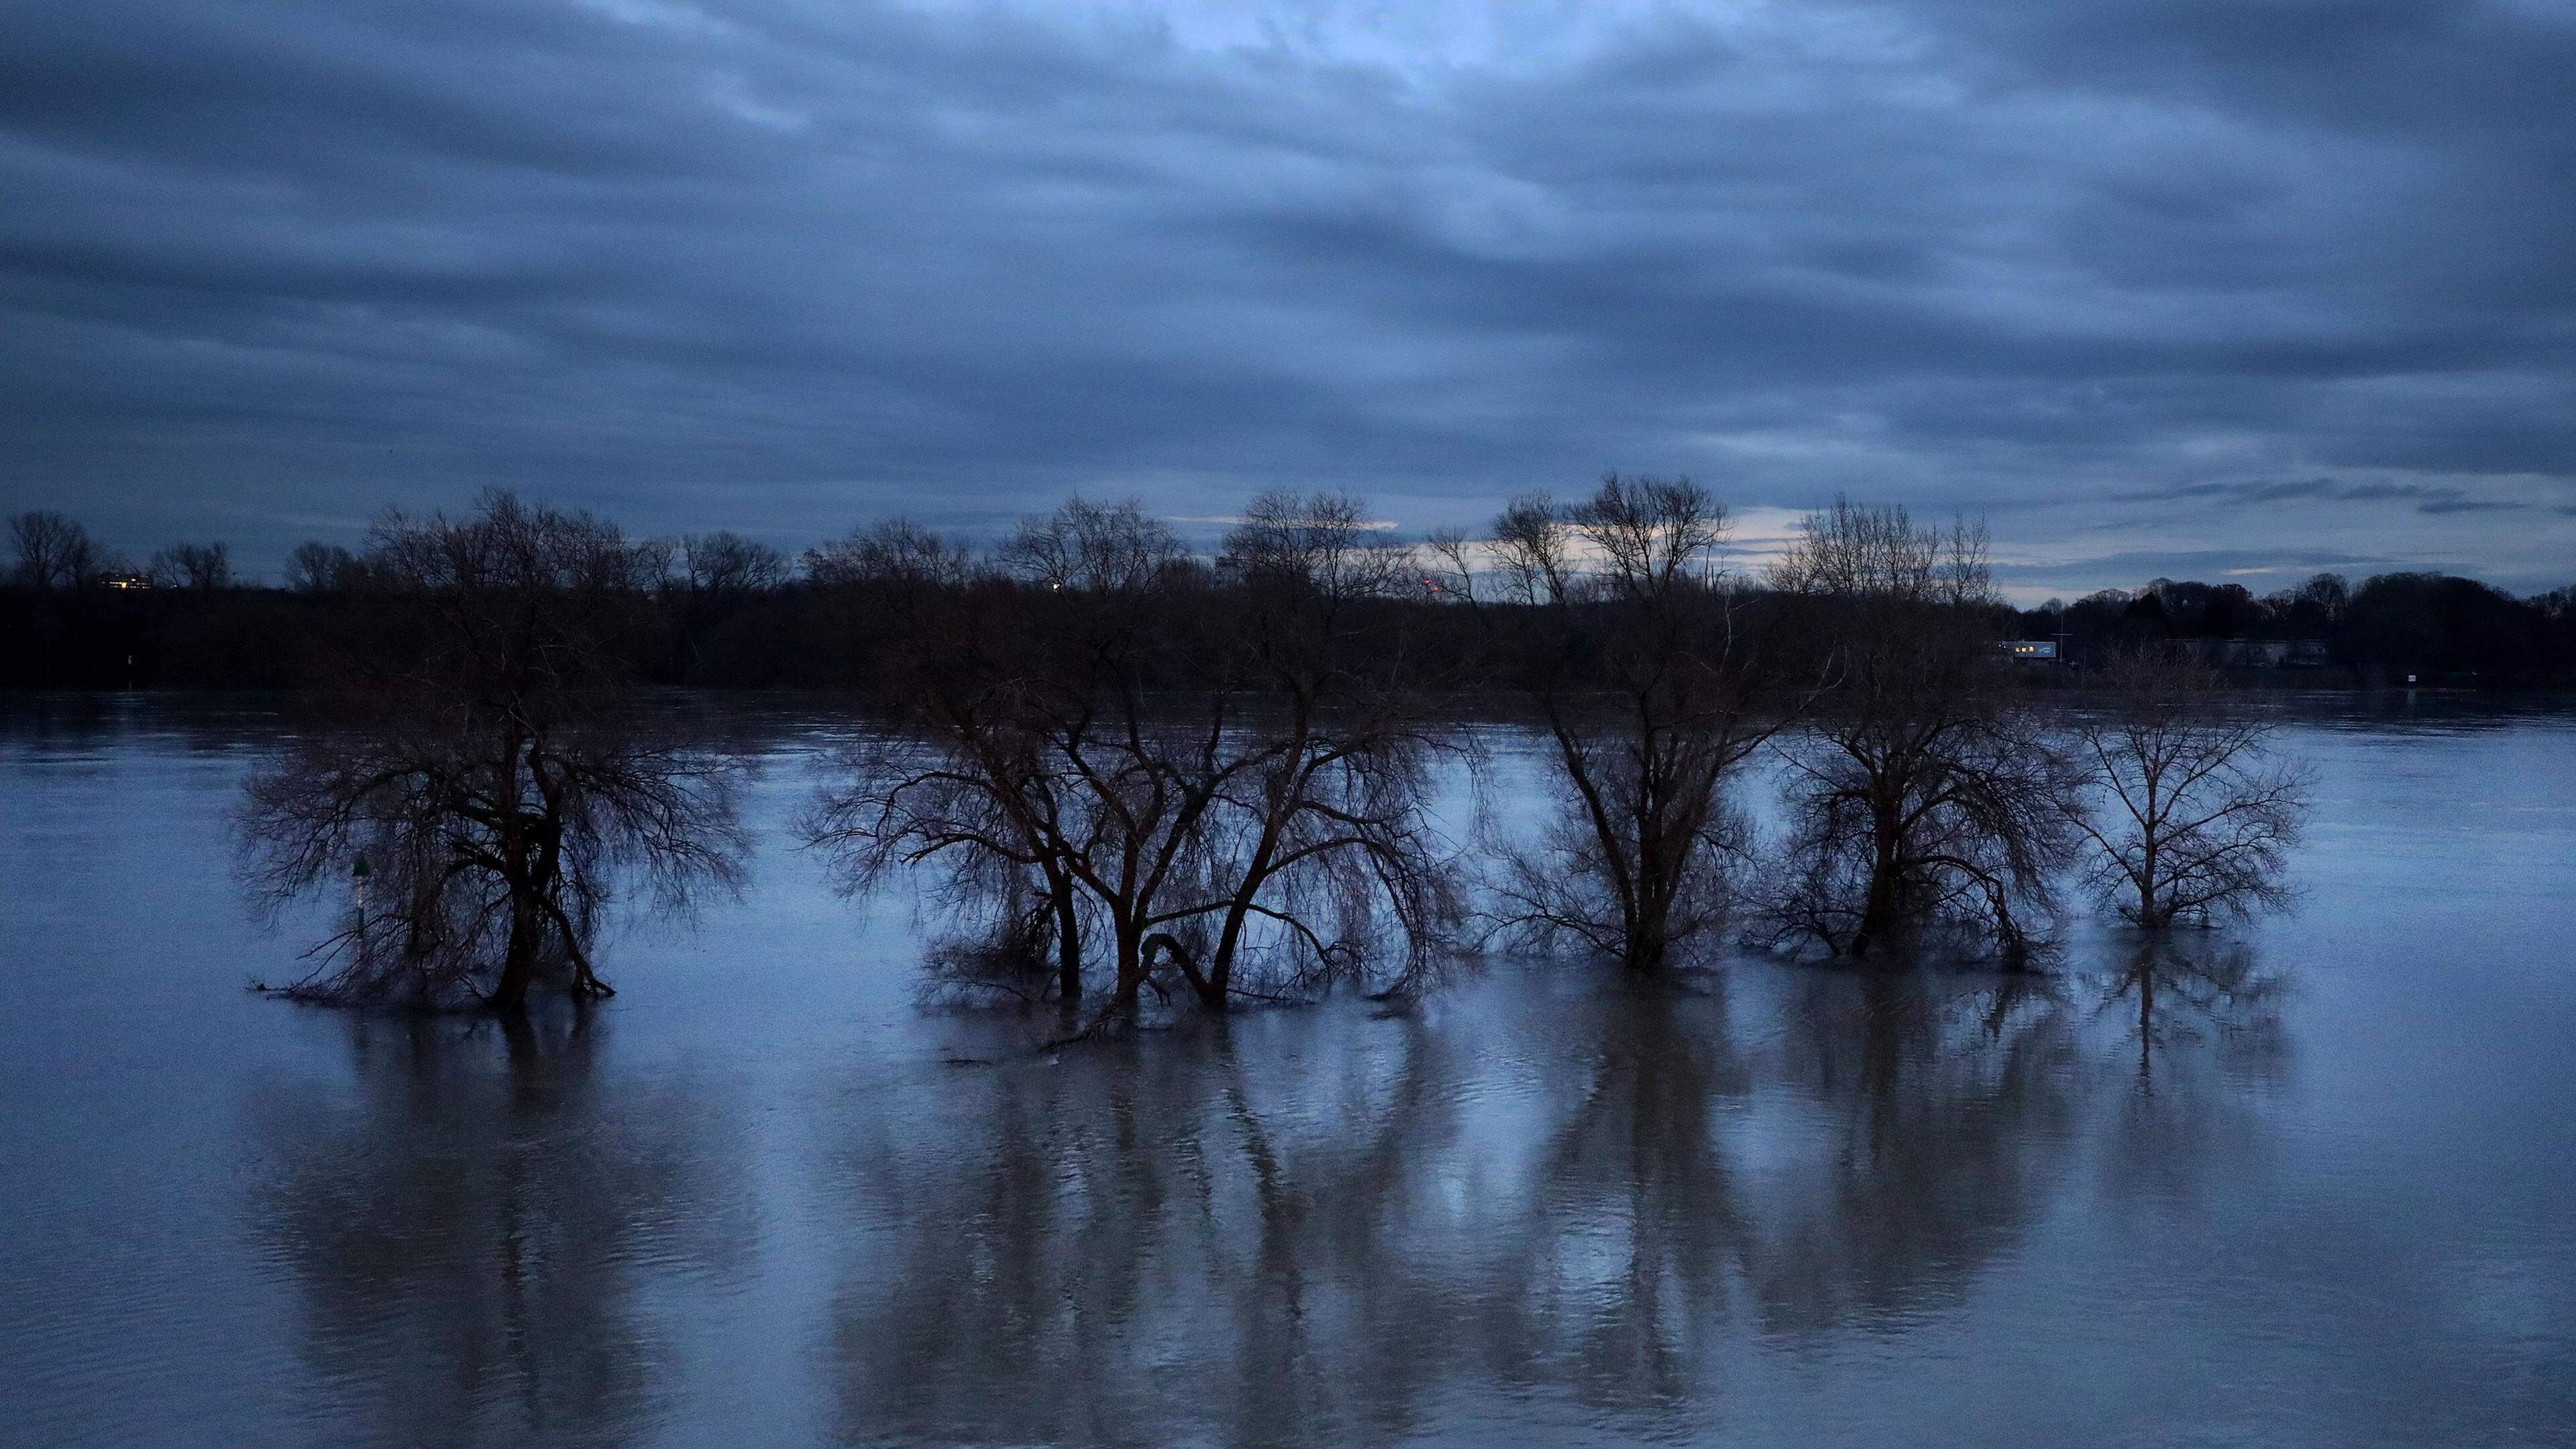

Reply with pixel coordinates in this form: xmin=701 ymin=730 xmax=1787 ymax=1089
xmin=1992 ymin=547 xmax=2397 ymax=590
xmin=2416 ymin=499 xmax=2529 ymax=515
xmin=2110 ymin=477 xmax=2533 ymax=515
xmin=2 ymin=0 xmax=2571 ymax=590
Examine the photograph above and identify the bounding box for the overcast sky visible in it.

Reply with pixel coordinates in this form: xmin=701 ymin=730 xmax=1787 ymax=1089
xmin=4 ymin=0 xmax=2572 ymax=596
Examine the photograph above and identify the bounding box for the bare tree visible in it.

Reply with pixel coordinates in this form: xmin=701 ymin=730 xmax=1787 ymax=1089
xmin=1766 ymin=498 xmax=2080 ymax=962
xmin=806 ymin=498 xmax=1181 ymax=1010
xmin=808 ymin=683 xmax=1093 ymax=1008
xmin=2068 ymin=648 xmax=2314 ymax=930
xmin=1166 ymin=490 xmax=1458 ymax=1005
xmin=802 ymin=517 xmax=976 ymax=589
xmin=148 ymin=540 xmax=231 ymax=591
xmin=1434 ymin=476 xmax=1799 ymax=973
xmin=661 ymin=530 xmax=791 ymax=682
xmin=994 ymin=494 xmax=1188 ymax=594
xmin=674 ymin=531 xmax=788 ymax=596
xmin=808 ymin=494 xmax=1456 ymax=1023
xmin=239 ymin=491 xmax=747 ymax=1011
xmin=1024 ymin=492 xmax=1454 ymax=1014
xmin=286 ymin=540 xmax=357 ymax=594
xmin=1768 ymin=498 xmax=1993 ymax=606
xmin=10 ymin=510 xmax=101 ymax=590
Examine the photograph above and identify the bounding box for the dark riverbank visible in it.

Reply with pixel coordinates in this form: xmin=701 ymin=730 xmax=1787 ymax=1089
xmin=8 ymin=563 xmax=2575 ymax=693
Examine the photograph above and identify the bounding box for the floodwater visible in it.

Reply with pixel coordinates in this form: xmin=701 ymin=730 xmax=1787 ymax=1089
xmin=3 ymin=694 xmax=2573 ymax=1448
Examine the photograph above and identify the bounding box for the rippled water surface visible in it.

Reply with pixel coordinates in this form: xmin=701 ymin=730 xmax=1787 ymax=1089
xmin=4 ymin=694 xmax=2573 ymax=1447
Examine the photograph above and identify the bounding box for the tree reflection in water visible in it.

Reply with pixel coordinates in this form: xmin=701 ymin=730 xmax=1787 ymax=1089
xmin=1750 ymin=970 xmax=2079 ymax=1336
xmin=824 ymin=1017 xmax=1479 ymax=1445
xmin=2088 ymin=938 xmax=2294 ymax=1214
xmin=1494 ymin=983 xmax=1755 ymax=1412
xmin=2095 ymin=938 xmax=2291 ymax=1093
xmin=246 ymin=1009 xmax=752 ymax=1449
xmin=821 ymin=950 xmax=2276 ymax=1445
xmin=235 ymin=951 xmax=2286 ymax=1447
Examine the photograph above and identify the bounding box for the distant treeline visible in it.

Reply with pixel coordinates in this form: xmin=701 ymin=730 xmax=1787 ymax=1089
xmin=5 ymin=503 xmax=2573 ymax=690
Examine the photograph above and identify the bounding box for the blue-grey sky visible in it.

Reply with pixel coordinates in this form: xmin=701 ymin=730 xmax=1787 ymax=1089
xmin=5 ymin=0 xmax=2573 ymax=596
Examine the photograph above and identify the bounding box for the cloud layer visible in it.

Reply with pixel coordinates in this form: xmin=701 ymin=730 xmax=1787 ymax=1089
xmin=4 ymin=0 xmax=2572 ymax=592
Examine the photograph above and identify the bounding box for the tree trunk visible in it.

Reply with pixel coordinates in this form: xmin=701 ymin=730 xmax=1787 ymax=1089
xmin=1110 ymin=921 xmax=1147 ymax=1014
xmin=1623 ymin=877 xmax=1668 ymax=973
xmin=1623 ymin=835 xmax=1669 ymax=973
xmin=1209 ymin=800 xmax=1291 ymax=1006
xmin=1853 ymin=819 xmax=1903 ymax=958
xmin=1141 ymin=932 xmax=1222 ymax=1010
xmin=1623 ymin=928 xmax=1667 ymax=973
xmin=1049 ymin=870 xmax=1082 ymax=1005
xmin=491 ymin=890 xmax=543 ymax=1012
xmin=1208 ymin=896 xmax=1253 ymax=1004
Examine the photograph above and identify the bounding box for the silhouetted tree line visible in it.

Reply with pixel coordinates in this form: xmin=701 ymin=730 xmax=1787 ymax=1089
xmin=2020 ymin=569 xmax=2576 ymax=685
xmin=213 ymin=486 xmax=2332 ymax=1016
xmin=9 ymin=502 xmax=2572 ymax=690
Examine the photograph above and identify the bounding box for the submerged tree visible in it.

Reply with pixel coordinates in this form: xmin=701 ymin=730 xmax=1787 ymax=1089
xmin=1436 ymin=476 xmax=1799 ymax=972
xmin=240 ymin=491 xmax=746 ymax=1010
xmin=2068 ymin=649 xmax=2314 ymax=930
xmin=805 ymin=499 xmax=1180 ymax=1010
xmin=1158 ymin=490 xmax=1458 ymax=1005
xmin=808 ymin=493 xmax=1456 ymax=1022
xmin=1766 ymin=498 xmax=2080 ymax=962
